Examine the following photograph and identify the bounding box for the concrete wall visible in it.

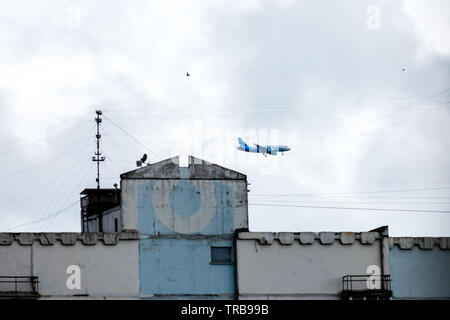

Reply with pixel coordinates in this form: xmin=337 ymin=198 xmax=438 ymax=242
xmin=85 ymin=218 xmax=99 ymax=234
xmin=0 ymin=233 xmax=139 ymax=299
xmin=135 ymin=179 xmax=245 ymax=298
xmin=135 ymin=179 xmax=247 ymax=236
xmin=389 ymin=238 xmax=450 ymax=299
xmin=121 ymin=179 xmax=247 ymax=233
xmin=7 ymin=156 xmax=450 ymax=300
xmin=101 ymin=206 xmax=121 ymax=232
xmin=120 ymin=156 xmax=248 ymax=233
xmin=236 ymin=231 xmax=385 ymax=300
xmin=85 ymin=206 xmax=121 ymax=233
xmin=120 ymin=155 xmax=247 ymax=299
xmin=139 ymin=237 xmax=235 ymax=299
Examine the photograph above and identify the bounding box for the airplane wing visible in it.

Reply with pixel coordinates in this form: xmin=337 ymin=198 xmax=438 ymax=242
xmin=253 ymin=143 xmax=268 ymax=154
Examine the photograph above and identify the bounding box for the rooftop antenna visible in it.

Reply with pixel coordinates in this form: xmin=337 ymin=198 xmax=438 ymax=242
xmin=136 ymin=153 xmax=148 ymax=167
xmin=92 ymin=110 xmax=105 ymax=189
xmin=92 ymin=110 xmax=105 ymax=232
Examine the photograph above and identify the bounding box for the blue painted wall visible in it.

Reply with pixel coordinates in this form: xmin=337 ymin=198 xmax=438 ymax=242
xmin=390 ymin=246 xmax=450 ymax=299
xmin=140 ymin=238 xmax=235 ymax=296
xmin=137 ymin=179 xmax=236 ymax=298
xmin=138 ymin=181 xmax=233 ymax=236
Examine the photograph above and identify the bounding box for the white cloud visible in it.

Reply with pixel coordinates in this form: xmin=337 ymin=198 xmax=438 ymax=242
xmin=403 ymin=0 xmax=450 ymax=57
xmin=0 ymin=1 xmax=449 ymax=235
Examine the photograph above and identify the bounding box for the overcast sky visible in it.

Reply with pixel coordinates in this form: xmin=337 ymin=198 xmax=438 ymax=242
xmin=0 ymin=0 xmax=449 ymax=236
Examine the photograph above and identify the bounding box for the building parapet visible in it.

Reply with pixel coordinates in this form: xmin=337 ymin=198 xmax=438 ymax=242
xmin=5 ymin=232 xmax=447 ymax=249
xmin=237 ymin=231 xmax=380 ymax=245
xmin=389 ymin=237 xmax=450 ymax=250
xmin=138 ymin=234 xmax=234 ymax=240
xmin=120 ymin=155 xmax=247 ymax=180
xmin=0 ymin=232 xmax=138 ymax=246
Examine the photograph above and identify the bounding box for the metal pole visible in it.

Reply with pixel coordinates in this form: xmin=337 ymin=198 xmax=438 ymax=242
xmin=93 ymin=110 xmax=105 ymax=232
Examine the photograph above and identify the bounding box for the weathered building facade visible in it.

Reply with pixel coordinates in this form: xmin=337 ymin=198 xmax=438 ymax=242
xmin=80 ymin=188 xmax=121 ymax=233
xmin=0 ymin=232 xmax=139 ymax=299
xmin=120 ymin=155 xmax=248 ymax=299
xmin=0 ymin=155 xmax=449 ymax=299
xmin=236 ymin=229 xmax=391 ymax=300
xmin=389 ymin=237 xmax=450 ymax=299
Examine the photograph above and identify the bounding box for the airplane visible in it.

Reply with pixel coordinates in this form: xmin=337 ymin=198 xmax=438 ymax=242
xmin=236 ymin=137 xmax=291 ymax=156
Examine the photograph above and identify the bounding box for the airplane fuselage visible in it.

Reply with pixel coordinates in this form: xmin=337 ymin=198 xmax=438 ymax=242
xmin=236 ymin=137 xmax=290 ymax=155
xmin=236 ymin=145 xmax=290 ymax=155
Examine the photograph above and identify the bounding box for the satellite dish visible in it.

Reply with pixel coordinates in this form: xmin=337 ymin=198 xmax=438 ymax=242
xmin=141 ymin=154 xmax=147 ymax=163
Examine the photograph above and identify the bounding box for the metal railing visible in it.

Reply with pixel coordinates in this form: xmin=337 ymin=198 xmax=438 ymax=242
xmin=0 ymin=276 xmax=40 ymax=297
xmin=342 ymin=274 xmax=392 ymax=292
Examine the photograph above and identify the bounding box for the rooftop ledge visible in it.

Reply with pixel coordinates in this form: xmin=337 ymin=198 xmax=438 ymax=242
xmin=120 ymin=155 xmax=247 ymax=180
xmin=237 ymin=232 xmax=450 ymax=249
xmin=1 ymin=231 xmax=448 ymax=249
xmin=0 ymin=231 xmax=138 ymax=246
xmin=237 ymin=231 xmax=380 ymax=246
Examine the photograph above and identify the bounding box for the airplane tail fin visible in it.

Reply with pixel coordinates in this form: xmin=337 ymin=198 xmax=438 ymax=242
xmin=238 ymin=137 xmax=247 ymax=148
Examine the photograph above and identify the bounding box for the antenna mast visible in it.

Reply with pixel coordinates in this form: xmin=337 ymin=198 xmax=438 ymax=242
xmin=92 ymin=110 xmax=105 ymax=232
xmin=92 ymin=110 xmax=105 ymax=189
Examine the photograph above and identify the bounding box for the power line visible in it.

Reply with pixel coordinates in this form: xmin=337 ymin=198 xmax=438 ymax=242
xmin=0 ymin=135 xmax=90 ymax=181
xmin=3 ymin=201 xmax=79 ymax=232
xmin=251 ymin=195 xmax=450 ymax=200
xmin=102 ymin=114 xmax=162 ymax=160
xmin=42 ymin=164 xmax=94 ymax=231
xmin=0 ymin=131 xmax=91 ymax=215
xmin=249 ymin=203 xmax=450 ymax=213
xmin=294 ymin=88 xmax=450 ymax=153
xmin=100 ymin=123 xmax=132 ymax=173
xmin=103 ymin=93 xmax=450 ymax=112
xmin=0 ymin=116 xmax=90 ymax=157
xmin=250 ymin=186 xmax=450 ymax=197
xmin=250 ymin=199 xmax=450 ymax=205
xmin=102 ymin=100 xmax=450 ymax=119
xmin=0 ymin=135 xmax=92 ymax=226
xmin=39 ymin=133 xmax=94 ymax=231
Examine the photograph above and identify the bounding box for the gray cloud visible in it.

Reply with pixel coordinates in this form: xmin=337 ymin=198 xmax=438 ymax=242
xmin=0 ymin=1 xmax=448 ymax=236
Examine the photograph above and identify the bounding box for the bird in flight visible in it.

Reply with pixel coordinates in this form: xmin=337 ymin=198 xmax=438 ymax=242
xmin=186 ymin=72 xmax=190 ymax=76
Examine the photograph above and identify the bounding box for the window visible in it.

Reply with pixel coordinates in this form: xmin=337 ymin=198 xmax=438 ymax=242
xmin=114 ymin=218 xmax=118 ymax=232
xmin=211 ymin=247 xmax=232 ymax=264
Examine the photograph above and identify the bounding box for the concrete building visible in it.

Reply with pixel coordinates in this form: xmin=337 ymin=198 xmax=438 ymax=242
xmin=120 ymin=155 xmax=248 ymax=299
xmin=389 ymin=237 xmax=450 ymax=299
xmin=0 ymin=155 xmax=449 ymax=299
xmin=0 ymin=232 xmax=139 ymax=299
xmin=80 ymin=188 xmax=121 ymax=233
xmin=236 ymin=227 xmax=392 ymax=300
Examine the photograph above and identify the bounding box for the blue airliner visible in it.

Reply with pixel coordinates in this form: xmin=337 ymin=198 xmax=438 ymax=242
xmin=236 ymin=137 xmax=291 ymax=156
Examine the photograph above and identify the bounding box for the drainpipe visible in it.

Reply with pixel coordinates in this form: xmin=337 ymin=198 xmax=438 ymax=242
xmin=233 ymin=228 xmax=248 ymax=300
xmin=233 ymin=229 xmax=239 ymax=300
xmin=379 ymin=226 xmax=390 ymax=291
